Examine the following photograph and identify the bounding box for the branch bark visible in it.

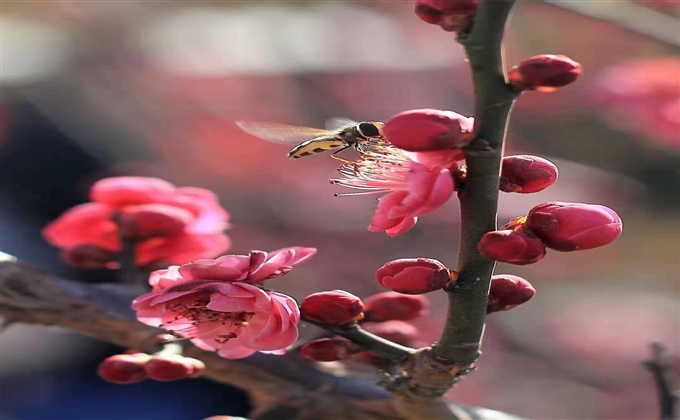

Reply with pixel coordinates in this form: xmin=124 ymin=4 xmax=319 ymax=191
xmin=0 ymin=256 xmax=524 ymax=420
xmin=434 ymin=0 xmax=519 ymax=367
xmin=0 ymin=256 xmax=397 ymax=420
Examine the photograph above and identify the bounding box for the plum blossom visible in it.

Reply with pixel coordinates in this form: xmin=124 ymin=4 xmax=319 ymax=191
xmin=133 ymin=247 xmax=315 ymax=359
xmin=330 ymin=141 xmax=460 ymax=236
xmin=42 ymin=177 xmax=230 ymax=267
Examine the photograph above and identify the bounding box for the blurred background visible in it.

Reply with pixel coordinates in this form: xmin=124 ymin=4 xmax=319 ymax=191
xmin=0 ymin=1 xmax=678 ymax=419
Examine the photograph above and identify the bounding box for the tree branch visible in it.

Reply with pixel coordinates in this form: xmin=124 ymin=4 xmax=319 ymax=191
xmin=0 ymin=255 xmax=398 ymax=420
xmin=0 ymin=255 xmax=525 ymax=420
xmin=302 ymin=318 xmax=414 ymax=360
xmin=434 ymin=0 xmax=519 ymax=365
xmin=642 ymin=342 xmax=679 ymax=420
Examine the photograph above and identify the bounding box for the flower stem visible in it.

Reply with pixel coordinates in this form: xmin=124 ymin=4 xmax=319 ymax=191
xmin=434 ymin=0 xmax=520 ymax=364
xmin=302 ymin=318 xmax=413 ymax=360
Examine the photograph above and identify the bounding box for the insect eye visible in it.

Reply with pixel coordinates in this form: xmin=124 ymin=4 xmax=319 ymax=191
xmin=357 ymin=122 xmax=381 ymax=138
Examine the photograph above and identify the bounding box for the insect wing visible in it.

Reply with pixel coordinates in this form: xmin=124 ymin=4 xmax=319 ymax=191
xmin=235 ymin=121 xmax=334 ymax=144
xmin=325 ymin=117 xmax=358 ymax=131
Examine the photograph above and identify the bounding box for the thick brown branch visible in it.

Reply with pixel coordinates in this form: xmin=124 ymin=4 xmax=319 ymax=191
xmin=0 ymin=256 xmax=524 ymax=420
xmin=0 ymin=256 xmax=398 ymax=420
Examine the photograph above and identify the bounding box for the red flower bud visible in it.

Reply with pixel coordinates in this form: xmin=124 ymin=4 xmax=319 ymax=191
xmin=364 ymin=321 xmax=418 ymax=347
xmin=376 ymin=258 xmax=453 ymax=294
xmin=364 ymin=292 xmax=429 ymax=322
xmin=300 ymin=290 xmax=365 ymax=325
xmin=526 ymin=202 xmax=623 ymax=251
xmin=508 ymin=55 xmax=582 ymax=92
xmin=300 ymin=338 xmax=360 ymax=362
xmin=118 ymin=204 xmax=193 ymax=240
xmin=478 ymin=230 xmax=546 ymax=265
xmin=62 ymin=244 xmax=118 ymax=269
xmin=414 ymin=0 xmax=478 ymax=34
xmin=144 ymin=355 xmax=205 ymax=381
xmin=500 ymin=155 xmax=558 ymax=193
xmin=487 ymin=275 xmax=536 ymax=313
xmin=97 ymin=353 xmax=150 ymax=384
xmin=383 ymin=109 xmax=473 ymax=152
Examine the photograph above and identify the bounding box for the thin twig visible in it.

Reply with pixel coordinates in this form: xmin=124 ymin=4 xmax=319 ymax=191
xmin=642 ymin=342 xmax=679 ymax=420
xmin=434 ymin=0 xmax=519 ymax=365
xmin=302 ymin=318 xmax=414 ymax=360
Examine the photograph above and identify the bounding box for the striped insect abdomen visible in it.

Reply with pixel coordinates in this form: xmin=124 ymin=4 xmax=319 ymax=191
xmin=287 ymin=137 xmax=347 ymax=159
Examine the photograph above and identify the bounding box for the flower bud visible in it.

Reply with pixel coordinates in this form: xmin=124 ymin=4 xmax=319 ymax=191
xmin=487 ymin=275 xmax=536 ymax=313
xmin=300 ymin=338 xmax=360 ymax=362
xmin=500 ymin=155 xmax=558 ymax=193
xmin=478 ymin=230 xmax=546 ymax=265
xmin=383 ymin=109 xmax=473 ymax=152
xmin=364 ymin=321 xmax=419 ymax=347
xmin=414 ymin=0 xmax=478 ymax=34
xmin=526 ymin=202 xmax=623 ymax=251
xmin=363 ymin=292 xmax=429 ymax=322
xmin=508 ymin=55 xmax=582 ymax=92
xmin=376 ymin=258 xmax=453 ymax=294
xmin=62 ymin=244 xmax=118 ymax=269
xmin=97 ymin=353 xmax=150 ymax=384
xmin=118 ymin=204 xmax=193 ymax=239
xmin=300 ymin=290 xmax=365 ymax=325
xmin=144 ymin=355 xmax=205 ymax=381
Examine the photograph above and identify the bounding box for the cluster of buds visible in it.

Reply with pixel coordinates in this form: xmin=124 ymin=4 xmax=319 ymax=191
xmin=97 ymin=348 xmax=205 ymax=384
xmin=479 ymin=202 xmax=623 ymax=265
xmin=300 ymin=290 xmax=429 ymax=364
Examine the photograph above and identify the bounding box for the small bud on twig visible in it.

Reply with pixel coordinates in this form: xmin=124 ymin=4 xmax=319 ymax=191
xmin=478 ymin=230 xmax=546 ymax=265
xmin=364 ymin=292 xmax=429 ymax=322
xmin=500 ymin=155 xmax=558 ymax=193
xmin=301 ymin=290 xmax=365 ymax=325
xmin=376 ymin=258 xmax=453 ymax=294
xmin=526 ymin=202 xmax=623 ymax=251
xmin=487 ymin=275 xmax=536 ymax=313
xmin=508 ymin=54 xmax=582 ymax=92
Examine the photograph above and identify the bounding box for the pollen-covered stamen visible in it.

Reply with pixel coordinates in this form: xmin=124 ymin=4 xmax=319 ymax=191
xmin=162 ymin=296 xmax=255 ymax=337
xmin=330 ymin=140 xmax=414 ymax=196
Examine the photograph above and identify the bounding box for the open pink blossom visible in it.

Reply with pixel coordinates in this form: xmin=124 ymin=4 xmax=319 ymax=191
xmin=330 ymin=141 xmax=458 ymax=236
xmin=42 ymin=177 xmax=230 ymax=267
xmin=133 ymin=281 xmax=300 ymax=359
xmin=133 ymin=247 xmax=313 ymax=358
xmin=147 ymin=247 xmax=316 ymax=292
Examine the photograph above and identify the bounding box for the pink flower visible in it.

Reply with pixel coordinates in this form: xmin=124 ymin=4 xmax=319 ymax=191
xmin=330 ymin=141 xmax=458 ymax=236
xmin=42 ymin=177 xmax=231 ymax=267
xmin=133 ymin=247 xmax=314 ymax=359
xmin=133 ymin=282 xmax=300 ymax=359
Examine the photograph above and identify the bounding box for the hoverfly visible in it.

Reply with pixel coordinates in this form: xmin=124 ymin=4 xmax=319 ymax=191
xmin=235 ymin=118 xmax=385 ymax=159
